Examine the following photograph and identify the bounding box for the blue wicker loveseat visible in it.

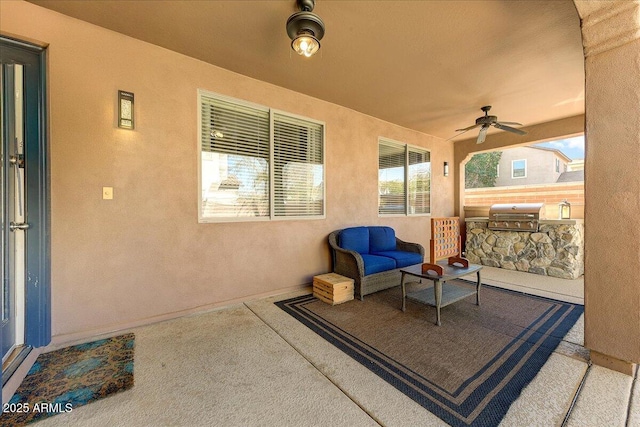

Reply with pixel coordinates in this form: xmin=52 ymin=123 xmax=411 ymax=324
xmin=328 ymin=226 xmax=425 ymax=300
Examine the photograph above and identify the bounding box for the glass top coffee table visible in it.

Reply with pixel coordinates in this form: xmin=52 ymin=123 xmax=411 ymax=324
xmin=400 ymin=262 xmax=483 ymax=326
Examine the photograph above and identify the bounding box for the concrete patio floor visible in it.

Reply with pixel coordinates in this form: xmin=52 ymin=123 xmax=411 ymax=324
xmin=33 ymin=268 xmax=638 ymax=426
xmin=479 ymin=265 xmax=584 ymax=305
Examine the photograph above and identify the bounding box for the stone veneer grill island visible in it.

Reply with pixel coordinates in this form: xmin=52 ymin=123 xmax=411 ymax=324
xmin=465 ymin=218 xmax=584 ymax=279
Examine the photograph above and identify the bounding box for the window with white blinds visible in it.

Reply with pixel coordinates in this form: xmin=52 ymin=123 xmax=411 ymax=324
xmin=408 ymin=148 xmax=431 ymax=215
xmin=378 ymin=139 xmax=430 ymax=216
xmin=273 ymin=113 xmax=324 ymax=217
xmin=198 ymin=90 xmax=325 ymax=222
xmin=378 ymin=140 xmax=406 ymax=215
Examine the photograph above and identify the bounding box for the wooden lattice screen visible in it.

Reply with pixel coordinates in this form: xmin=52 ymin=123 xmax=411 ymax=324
xmin=429 ymin=217 xmax=461 ymax=264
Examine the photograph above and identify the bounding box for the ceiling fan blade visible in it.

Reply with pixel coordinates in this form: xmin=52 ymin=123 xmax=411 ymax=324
xmin=454 ymin=124 xmax=481 ymax=132
xmin=477 ymin=126 xmax=489 ymax=144
xmin=445 ymin=128 xmax=472 ymax=141
xmin=494 ymin=123 xmax=527 ymax=135
xmin=495 ymin=121 xmax=522 ymax=126
xmin=446 ymin=123 xmax=481 ymax=141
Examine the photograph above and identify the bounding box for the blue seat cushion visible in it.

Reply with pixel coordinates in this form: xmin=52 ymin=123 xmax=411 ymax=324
xmin=361 ymin=254 xmax=397 ymax=275
xmin=372 ymin=250 xmax=423 ymax=268
xmin=369 ymin=226 xmax=397 ymax=252
xmin=339 ymin=227 xmax=370 ymax=254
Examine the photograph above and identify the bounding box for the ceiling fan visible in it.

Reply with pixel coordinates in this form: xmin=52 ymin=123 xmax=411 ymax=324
xmin=452 ymin=106 xmax=527 ymax=144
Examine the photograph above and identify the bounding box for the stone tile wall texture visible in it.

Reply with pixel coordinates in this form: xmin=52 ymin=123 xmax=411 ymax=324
xmin=465 ymin=221 xmax=584 ymax=279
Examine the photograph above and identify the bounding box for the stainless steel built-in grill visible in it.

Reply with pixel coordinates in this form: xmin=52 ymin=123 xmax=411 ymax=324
xmin=488 ymin=203 xmax=544 ymax=232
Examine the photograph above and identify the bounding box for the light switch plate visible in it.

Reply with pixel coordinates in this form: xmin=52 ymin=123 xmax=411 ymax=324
xmin=102 ymin=187 xmax=113 ymax=200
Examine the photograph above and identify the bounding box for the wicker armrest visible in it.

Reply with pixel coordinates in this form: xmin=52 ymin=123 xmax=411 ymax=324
xmin=328 ymin=231 xmax=365 ymax=278
xmin=396 ymin=238 xmax=425 ymax=257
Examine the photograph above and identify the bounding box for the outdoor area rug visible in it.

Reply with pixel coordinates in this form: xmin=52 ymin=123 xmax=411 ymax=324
xmin=276 ymin=283 xmax=583 ymax=427
xmin=0 ymin=333 xmax=135 ymax=427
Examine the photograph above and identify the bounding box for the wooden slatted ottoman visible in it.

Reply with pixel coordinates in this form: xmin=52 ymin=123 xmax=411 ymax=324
xmin=313 ymin=273 xmax=354 ymax=305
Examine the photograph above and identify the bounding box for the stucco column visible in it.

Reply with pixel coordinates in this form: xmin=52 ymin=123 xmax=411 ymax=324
xmin=574 ymin=0 xmax=640 ymax=374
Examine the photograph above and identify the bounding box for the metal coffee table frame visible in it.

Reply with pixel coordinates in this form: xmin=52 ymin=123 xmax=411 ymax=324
xmin=400 ymin=262 xmax=483 ymax=326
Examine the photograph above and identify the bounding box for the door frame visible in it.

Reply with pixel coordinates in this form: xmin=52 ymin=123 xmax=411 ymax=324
xmin=0 ymin=36 xmax=50 ymax=391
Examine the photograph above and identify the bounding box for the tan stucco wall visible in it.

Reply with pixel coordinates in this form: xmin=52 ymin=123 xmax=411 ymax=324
xmin=0 ymin=1 xmax=454 ymax=343
xmin=574 ymin=0 xmax=640 ymax=368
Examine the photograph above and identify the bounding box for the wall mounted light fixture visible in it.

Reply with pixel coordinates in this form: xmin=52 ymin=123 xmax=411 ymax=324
xmin=286 ymin=0 xmax=325 ymax=58
xmin=444 ymin=161 xmax=449 ymax=177
xmin=558 ymin=199 xmax=571 ymax=219
xmin=118 ymin=90 xmax=134 ymax=129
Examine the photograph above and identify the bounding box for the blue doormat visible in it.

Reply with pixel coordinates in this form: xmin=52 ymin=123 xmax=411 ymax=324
xmin=1 ymin=333 xmax=134 ymax=426
xmin=277 ymin=284 xmax=583 ymax=426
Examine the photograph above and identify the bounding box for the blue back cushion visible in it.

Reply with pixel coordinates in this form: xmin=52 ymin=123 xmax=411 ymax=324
xmin=369 ymin=226 xmax=396 ymax=252
xmin=339 ymin=227 xmax=370 ymax=254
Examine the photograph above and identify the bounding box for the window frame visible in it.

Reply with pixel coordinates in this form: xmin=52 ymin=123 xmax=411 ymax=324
xmin=511 ymin=159 xmax=527 ymax=179
xmin=271 ymin=109 xmax=326 ymax=221
xmin=198 ymin=90 xmax=325 ymax=223
xmin=378 ymin=137 xmax=431 ymax=217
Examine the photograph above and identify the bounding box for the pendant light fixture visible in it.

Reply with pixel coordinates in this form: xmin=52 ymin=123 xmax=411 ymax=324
xmin=286 ymin=0 xmax=325 ymax=58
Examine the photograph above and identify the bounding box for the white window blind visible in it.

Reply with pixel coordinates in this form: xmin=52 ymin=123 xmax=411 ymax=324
xmin=198 ymin=90 xmax=325 ymax=222
xmin=378 ymin=139 xmax=431 ymax=216
xmin=200 ymin=94 xmax=270 ymax=219
xmin=408 ymin=148 xmax=431 ymax=214
xmin=273 ymin=113 xmax=324 ymax=217
xmin=378 ymin=140 xmax=406 ymax=215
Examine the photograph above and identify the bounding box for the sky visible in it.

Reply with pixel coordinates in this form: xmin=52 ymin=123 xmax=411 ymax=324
xmin=534 ymin=135 xmax=585 ymax=161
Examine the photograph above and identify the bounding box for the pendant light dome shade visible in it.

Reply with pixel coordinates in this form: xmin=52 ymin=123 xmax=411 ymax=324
xmin=286 ymin=0 xmax=325 ymax=57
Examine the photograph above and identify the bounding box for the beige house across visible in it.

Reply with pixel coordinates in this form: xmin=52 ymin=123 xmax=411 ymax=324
xmin=494 ymin=146 xmax=574 ymax=187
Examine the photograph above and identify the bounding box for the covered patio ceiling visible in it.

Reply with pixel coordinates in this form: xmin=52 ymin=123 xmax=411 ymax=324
xmin=28 ymin=0 xmax=585 ymax=142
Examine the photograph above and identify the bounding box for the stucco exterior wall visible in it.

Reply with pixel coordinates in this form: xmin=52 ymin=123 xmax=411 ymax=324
xmin=0 ymin=1 xmax=454 ymax=344
xmin=494 ymin=147 xmax=567 ymax=187
xmin=574 ymin=0 xmax=640 ymax=370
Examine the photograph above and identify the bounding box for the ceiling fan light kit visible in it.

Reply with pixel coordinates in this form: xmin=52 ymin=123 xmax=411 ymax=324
xmin=454 ymin=105 xmax=527 ymax=144
xmin=286 ymin=0 xmax=325 ymax=58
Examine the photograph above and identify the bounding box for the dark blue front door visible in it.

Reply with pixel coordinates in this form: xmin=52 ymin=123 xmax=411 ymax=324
xmin=0 ymin=38 xmax=50 ymax=394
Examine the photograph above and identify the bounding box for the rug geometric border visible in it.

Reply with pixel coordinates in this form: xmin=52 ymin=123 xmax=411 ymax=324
xmin=276 ymin=286 xmax=583 ymax=427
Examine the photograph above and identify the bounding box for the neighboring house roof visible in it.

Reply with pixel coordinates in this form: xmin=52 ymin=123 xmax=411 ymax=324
xmin=556 ymin=170 xmax=584 ymax=182
xmin=530 ymin=145 xmax=572 ymax=162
